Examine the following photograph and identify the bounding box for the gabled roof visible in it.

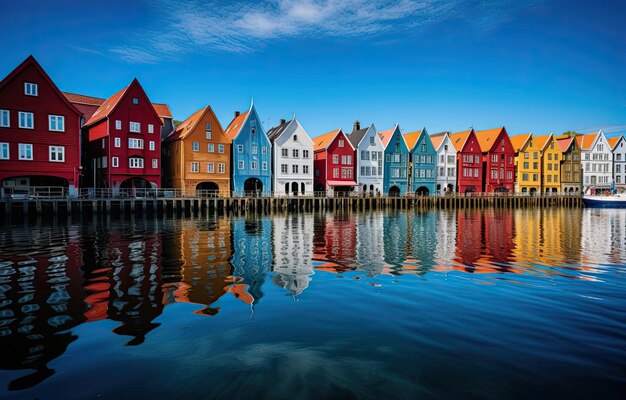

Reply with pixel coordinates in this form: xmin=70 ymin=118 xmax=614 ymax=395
xmin=348 ymin=125 xmax=370 ymax=148
xmin=509 ymin=133 xmax=532 ymax=152
xmin=533 ymin=133 xmax=554 ymax=151
xmin=64 ymin=91 xmax=171 ymax=122
xmin=576 ymin=133 xmax=599 ymax=150
xmin=266 ymin=119 xmax=291 ymax=142
xmin=0 ymin=55 xmax=81 ymax=117
xmin=63 ymin=92 xmax=105 ymax=106
xmin=608 ymin=136 xmax=624 ymax=150
xmin=82 ymin=78 xmax=163 ymax=129
xmin=403 ymin=128 xmax=426 ymax=152
xmin=224 ymin=111 xmax=249 ymax=141
xmin=152 ymin=103 xmax=172 ymax=118
xmin=313 ymin=129 xmax=355 ymax=151
xmin=557 ymin=137 xmax=575 ymax=153
xmin=379 ymin=124 xmax=408 ymax=150
xmin=430 ymin=131 xmax=450 ymax=150
xmin=164 ymin=105 xmax=225 ymax=143
xmin=449 ymin=129 xmax=474 ymax=152
xmin=475 ymin=127 xmax=506 ymax=152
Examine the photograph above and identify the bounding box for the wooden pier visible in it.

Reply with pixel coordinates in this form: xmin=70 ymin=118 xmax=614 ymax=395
xmin=0 ymin=194 xmax=582 ymax=221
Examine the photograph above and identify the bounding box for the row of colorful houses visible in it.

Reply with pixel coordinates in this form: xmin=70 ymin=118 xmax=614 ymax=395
xmin=0 ymin=56 xmax=623 ymax=197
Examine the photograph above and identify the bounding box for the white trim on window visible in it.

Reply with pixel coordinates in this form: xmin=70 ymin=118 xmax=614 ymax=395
xmin=129 ymin=157 xmax=144 ymax=168
xmin=0 ymin=142 xmax=9 ymax=159
xmin=115 ymin=120 xmax=122 ymax=130
xmin=18 ymin=143 xmax=33 ymax=160
xmin=152 ymin=158 xmax=158 ymax=168
xmin=129 ymin=121 xmax=141 ymax=133
xmin=0 ymin=110 xmax=9 ymax=127
xmin=218 ymin=163 xmax=225 ymax=173
xmin=18 ymin=112 xmax=34 ymax=129
xmin=218 ymin=144 xmax=224 ymax=153
xmin=128 ymin=138 xmax=144 ymax=149
xmin=24 ymin=82 xmax=38 ymax=96
xmin=191 ymin=162 xmax=199 ymax=173
xmin=112 ymin=156 xmax=119 ymax=167
xmin=114 ymin=137 xmax=121 ymax=148
xmin=148 ymin=124 xmax=154 ymax=134
xmin=149 ymin=141 xmax=155 ymax=151
xmin=48 ymin=115 xmax=65 ymax=132
xmin=208 ymin=162 xmax=214 ymax=173
xmin=49 ymin=145 xmax=65 ymax=162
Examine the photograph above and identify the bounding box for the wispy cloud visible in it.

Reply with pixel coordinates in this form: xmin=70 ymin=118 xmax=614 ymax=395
xmin=110 ymin=0 xmax=545 ymax=63
xmin=67 ymin=44 xmax=106 ymax=57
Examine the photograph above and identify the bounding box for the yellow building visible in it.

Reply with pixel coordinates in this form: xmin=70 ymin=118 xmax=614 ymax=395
xmin=510 ymin=133 xmax=541 ymax=193
xmin=162 ymin=105 xmax=231 ymax=195
xmin=535 ymin=134 xmax=561 ymax=193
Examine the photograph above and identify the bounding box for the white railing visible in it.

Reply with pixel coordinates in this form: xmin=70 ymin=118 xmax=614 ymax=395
xmin=1 ymin=186 xmax=68 ymax=200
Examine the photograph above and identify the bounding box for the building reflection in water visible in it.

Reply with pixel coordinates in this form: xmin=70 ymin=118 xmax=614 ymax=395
xmin=272 ymin=214 xmax=314 ymax=296
xmin=0 ymin=208 xmax=621 ymax=392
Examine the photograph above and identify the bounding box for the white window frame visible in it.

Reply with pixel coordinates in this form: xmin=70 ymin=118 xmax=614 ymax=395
xmin=129 ymin=157 xmax=144 ymax=168
xmin=191 ymin=162 xmax=199 ymax=173
xmin=112 ymin=156 xmax=119 ymax=167
xmin=251 ymin=160 xmax=258 ymax=169
xmin=238 ymin=160 xmax=244 ymax=169
xmin=129 ymin=121 xmax=141 ymax=133
xmin=24 ymin=82 xmax=38 ymax=96
xmin=262 ymin=146 xmax=267 ymax=154
xmin=128 ymin=138 xmax=144 ymax=149
xmin=218 ymin=163 xmax=225 ymax=173
xmin=192 ymin=141 xmax=199 ymax=151
xmin=237 ymin=145 xmax=243 ymax=153
xmin=0 ymin=142 xmax=9 ymax=159
xmin=152 ymin=158 xmax=158 ymax=168
xmin=262 ymin=162 xmax=267 ymax=170
xmin=115 ymin=137 xmax=121 ymax=148
xmin=115 ymin=120 xmax=122 ymax=130
xmin=18 ymin=143 xmax=33 ymax=160
xmin=149 ymin=141 xmax=155 ymax=151
xmin=48 ymin=145 xmax=65 ymax=162
xmin=148 ymin=124 xmax=154 ymax=134
xmin=208 ymin=163 xmax=214 ymax=173
xmin=208 ymin=143 xmax=214 ymax=152
xmin=18 ymin=112 xmax=34 ymax=129
xmin=0 ymin=110 xmax=9 ymax=127
xmin=48 ymin=115 xmax=65 ymax=132
xmin=218 ymin=144 xmax=224 ymax=153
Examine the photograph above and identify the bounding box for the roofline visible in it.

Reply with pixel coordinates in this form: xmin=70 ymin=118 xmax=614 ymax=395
xmin=431 ymin=131 xmax=450 ymax=151
xmin=62 ymin=91 xmax=107 ymax=106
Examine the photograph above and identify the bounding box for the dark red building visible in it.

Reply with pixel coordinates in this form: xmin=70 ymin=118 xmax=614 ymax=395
xmin=0 ymin=56 xmax=82 ymax=196
xmin=312 ymin=128 xmax=356 ymax=195
xmin=71 ymin=79 xmax=164 ymax=191
xmin=450 ymin=129 xmax=483 ymax=194
xmin=475 ymin=127 xmax=515 ymax=192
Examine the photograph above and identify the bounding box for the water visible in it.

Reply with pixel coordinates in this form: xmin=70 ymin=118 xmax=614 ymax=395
xmin=0 ymin=208 xmax=625 ymax=399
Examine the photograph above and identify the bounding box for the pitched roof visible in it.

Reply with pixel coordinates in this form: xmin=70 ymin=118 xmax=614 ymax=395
xmin=449 ymin=129 xmax=474 ymax=151
xmin=348 ymin=127 xmax=368 ymax=147
xmin=403 ymin=129 xmax=423 ymax=151
xmin=378 ymin=127 xmax=395 ymax=147
xmin=576 ymin=133 xmax=599 ymax=150
xmin=430 ymin=132 xmax=449 ymax=150
xmin=475 ymin=127 xmax=505 ymax=152
xmin=608 ymin=136 xmax=623 ymax=150
xmin=224 ymin=111 xmax=249 ymax=141
xmin=0 ymin=56 xmax=81 ymax=117
xmin=63 ymin=92 xmax=106 ymax=106
xmin=509 ymin=133 xmax=531 ymax=152
xmin=152 ymin=103 xmax=172 ymax=118
xmin=163 ymin=106 xmax=206 ymax=143
xmin=84 ymin=86 xmax=127 ymax=127
xmin=313 ymin=129 xmax=341 ymax=151
xmin=557 ymin=137 xmax=574 ymax=153
xmin=64 ymin=91 xmax=171 ymax=123
xmin=533 ymin=134 xmax=553 ymax=151
xmin=266 ymin=119 xmax=291 ymax=143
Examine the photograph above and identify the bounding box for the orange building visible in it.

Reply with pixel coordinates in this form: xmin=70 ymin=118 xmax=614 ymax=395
xmin=162 ymin=105 xmax=230 ymax=195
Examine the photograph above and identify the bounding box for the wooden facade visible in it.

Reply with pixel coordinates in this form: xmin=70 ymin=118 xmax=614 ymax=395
xmin=450 ymin=129 xmax=483 ymax=194
xmin=556 ymin=136 xmax=581 ymax=193
xmin=313 ymin=129 xmax=356 ymax=195
xmin=475 ymin=127 xmax=515 ymax=192
xmin=535 ymin=134 xmax=561 ymax=193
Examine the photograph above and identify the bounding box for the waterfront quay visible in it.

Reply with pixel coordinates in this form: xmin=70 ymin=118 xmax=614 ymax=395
xmin=0 ymin=187 xmax=581 ymax=221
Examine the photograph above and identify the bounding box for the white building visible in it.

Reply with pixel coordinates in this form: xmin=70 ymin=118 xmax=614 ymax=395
xmin=268 ymin=117 xmax=314 ymax=196
xmin=271 ymin=214 xmax=314 ymax=296
xmin=431 ymin=132 xmax=457 ymax=194
xmin=349 ymin=121 xmax=385 ymax=195
xmin=579 ymin=130 xmax=613 ymax=193
xmin=610 ymin=135 xmax=626 ymax=192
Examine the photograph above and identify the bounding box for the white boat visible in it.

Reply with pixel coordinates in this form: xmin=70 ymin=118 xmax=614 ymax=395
xmin=582 ymin=193 xmax=626 ymax=208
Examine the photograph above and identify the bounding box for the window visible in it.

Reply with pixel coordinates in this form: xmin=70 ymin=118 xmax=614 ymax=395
xmin=333 ymin=155 xmax=339 ymax=164
xmin=303 ymin=165 xmax=309 ymax=174
xmin=548 ymin=153 xmax=552 ymax=160
xmin=0 ymin=110 xmax=8 ymax=127
xmin=101 ymin=156 xmax=107 ymax=168
xmin=346 ymin=155 xmax=352 ymax=165
xmin=149 ymin=141 xmax=155 ymax=151
xmin=205 ymin=123 xmax=212 ymax=139
xmin=386 ymin=154 xmax=391 ymax=162
xmin=282 ymin=148 xmax=288 ymax=157
xmin=208 ymin=143 xmax=214 ymax=152
xmin=49 ymin=146 xmax=65 ymax=162
xmin=491 ymin=154 xmax=498 ymax=162
xmin=292 ymin=165 xmax=298 ymax=174
xmin=115 ymin=120 xmax=122 ymax=130
xmin=422 ymin=143 xmax=427 ymax=152
xmin=129 ymin=157 xmax=144 ymax=168
xmin=251 ymin=160 xmax=258 ymax=169
xmin=506 ymin=171 xmax=513 ymax=180
xmin=303 ymin=150 xmax=309 ymax=158
xmin=191 ymin=162 xmax=199 ymax=172
xmin=24 ymin=82 xmax=38 ymax=96
xmin=115 ymin=137 xmax=121 ymax=148
xmin=192 ymin=142 xmax=199 ymax=151
xmin=0 ymin=143 xmax=9 ymax=159
xmin=338 ymin=139 xmax=344 ymax=147
xmin=281 ymin=164 xmax=288 ymax=173
xmin=208 ymin=163 xmax=214 ymax=173
xmin=218 ymin=144 xmax=224 ymax=153
xmin=129 ymin=122 xmax=141 ymax=133
xmin=238 ymin=145 xmax=244 ymax=153
xmin=533 ymin=152 xmax=538 ymax=159
xmin=102 ymin=138 xmax=105 ymax=149
xmin=262 ymin=146 xmax=267 ymax=154
xmin=252 ymin=145 xmax=257 ymax=154
xmin=238 ymin=160 xmax=244 ymax=169
xmin=218 ymin=163 xmax=225 ymax=173
xmin=262 ymin=162 xmax=267 ymax=170
xmin=112 ymin=157 xmax=119 ymax=167
xmin=18 ymin=143 xmax=33 ymax=160
xmin=46 ymin=115 xmax=65 ymax=132
xmin=474 ymin=155 xmax=480 ymax=164
xmin=293 ymin=134 xmax=298 ymax=141
xmin=148 ymin=124 xmax=154 ymax=134
xmin=523 ymin=162 xmax=529 ymax=169
xmin=524 ymin=152 xmax=529 ymax=159
xmin=132 ymin=97 xmax=139 ymax=105
xmin=293 ymin=149 xmax=299 ymax=158
xmin=128 ymin=138 xmax=144 ymax=149
xmin=333 ymin=168 xmax=339 ymax=178
xmin=18 ymin=112 xmax=34 ymax=129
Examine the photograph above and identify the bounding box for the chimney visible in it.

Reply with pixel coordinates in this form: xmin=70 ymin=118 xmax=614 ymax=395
xmin=234 ymin=111 xmax=240 ymax=118
xmin=353 ymin=120 xmax=360 ymax=131
xmin=280 ymin=118 xmax=286 ymax=125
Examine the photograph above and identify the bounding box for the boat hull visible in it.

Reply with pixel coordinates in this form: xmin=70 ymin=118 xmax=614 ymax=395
xmin=582 ymin=196 xmax=626 ymax=208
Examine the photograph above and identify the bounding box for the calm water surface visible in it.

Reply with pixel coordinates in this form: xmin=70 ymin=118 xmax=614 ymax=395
xmin=0 ymin=209 xmax=625 ymax=399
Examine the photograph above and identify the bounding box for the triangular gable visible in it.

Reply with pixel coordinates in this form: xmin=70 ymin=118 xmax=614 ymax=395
xmin=413 ymin=127 xmax=434 ymax=152
xmin=0 ymin=55 xmax=81 ymax=117
xmin=449 ymin=129 xmax=475 ymax=152
xmin=290 ymin=118 xmax=315 ymax=146
xmin=589 ymin=130 xmax=606 ymax=152
xmin=475 ymin=127 xmax=510 ymax=153
xmin=429 ymin=132 xmax=451 ymax=151
xmin=164 ymin=104 xmax=227 ymax=143
xmin=608 ymin=135 xmax=625 ymax=151
xmin=223 ymin=102 xmax=268 ymax=143
xmin=509 ymin=133 xmax=532 ymax=153
xmin=380 ymin=124 xmax=408 ymax=150
xmin=534 ymin=133 xmax=555 ymax=152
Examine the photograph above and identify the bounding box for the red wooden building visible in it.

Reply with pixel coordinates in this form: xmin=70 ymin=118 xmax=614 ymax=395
xmin=475 ymin=127 xmax=515 ymax=192
xmin=449 ymin=129 xmax=483 ymax=193
xmin=312 ymin=128 xmax=357 ymax=195
xmin=68 ymin=79 xmax=164 ymax=192
xmin=0 ymin=56 xmax=82 ymax=196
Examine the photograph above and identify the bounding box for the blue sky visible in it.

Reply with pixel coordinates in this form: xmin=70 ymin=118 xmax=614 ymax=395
xmin=2 ymin=0 xmax=625 ymax=137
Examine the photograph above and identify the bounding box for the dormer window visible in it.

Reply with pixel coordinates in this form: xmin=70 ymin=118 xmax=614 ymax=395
xmin=24 ymin=82 xmax=38 ymax=96
xmin=132 ymin=97 xmax=139 ymax=105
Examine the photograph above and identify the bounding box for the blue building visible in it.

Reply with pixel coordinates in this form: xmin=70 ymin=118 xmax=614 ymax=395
xmin=404 ymin=128 xmax=437 ymax=195
xmin=379 ymin=124 xmax=410 ymax=196
xmin=225 ymin=101 xmax=272 ymax=195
